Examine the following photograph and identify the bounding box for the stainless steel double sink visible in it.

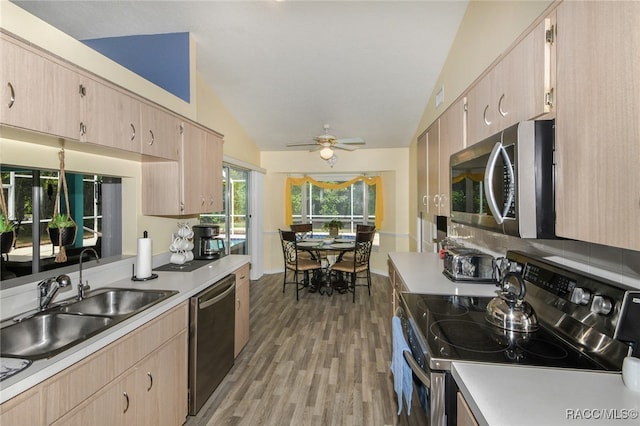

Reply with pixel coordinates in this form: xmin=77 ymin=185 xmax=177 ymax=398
xmin=0 ymin=288 xmax=177 ymax=360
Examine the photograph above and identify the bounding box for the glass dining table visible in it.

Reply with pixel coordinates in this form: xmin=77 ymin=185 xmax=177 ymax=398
xmin=295 ymin=238 xmax=355 ymax=296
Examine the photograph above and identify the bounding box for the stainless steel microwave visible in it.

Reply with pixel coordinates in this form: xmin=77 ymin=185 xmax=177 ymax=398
xmin=449 ymin=120 xmax=555 ymax=238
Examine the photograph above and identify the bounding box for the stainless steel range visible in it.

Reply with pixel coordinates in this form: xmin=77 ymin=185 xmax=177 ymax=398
xmin=397 ymin=250 xmax=640 ymax=426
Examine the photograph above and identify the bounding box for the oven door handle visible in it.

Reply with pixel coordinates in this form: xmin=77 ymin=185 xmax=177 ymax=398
xmin=403 ymin=350 xmax=431 ymax=388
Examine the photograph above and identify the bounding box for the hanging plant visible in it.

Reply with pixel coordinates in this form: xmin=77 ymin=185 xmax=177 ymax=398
xmin=48 ymin=148 xmax=77 ymax=262
xmin=0 ymin=174 xmax=16 ymax=255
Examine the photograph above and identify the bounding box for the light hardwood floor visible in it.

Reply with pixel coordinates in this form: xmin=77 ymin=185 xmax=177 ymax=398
xmin=185 ymin=272 xmax=428 ymax=426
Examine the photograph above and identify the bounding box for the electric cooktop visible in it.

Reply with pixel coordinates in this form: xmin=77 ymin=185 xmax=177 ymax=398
xmin=401 ymin=293 xmax=613 ymax=371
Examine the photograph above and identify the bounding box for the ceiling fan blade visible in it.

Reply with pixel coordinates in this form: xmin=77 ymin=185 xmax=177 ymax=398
xmin=334 ymin=143 xmax=358 ymax=151
xmin=287 ymin=142 xmax=318 ymax=147
xmin=336 ymin=137 xmax=365 ymax=144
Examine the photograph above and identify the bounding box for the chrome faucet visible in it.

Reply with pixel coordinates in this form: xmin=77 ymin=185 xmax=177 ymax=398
xmin=38 ymin=274 xmax=72 ymax=311
xmin=78 ymin=247 xmax=100 ymax=300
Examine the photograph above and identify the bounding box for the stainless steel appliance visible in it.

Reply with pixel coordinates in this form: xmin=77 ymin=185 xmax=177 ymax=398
xmin=442 ymin=247 xmax=495 ymax=283
xmin=193 ymin=224 xmax=225 ymax=260
xmin=188 ymin=274 xmax=235 ymax=415
xmin=449 ymin=120 xmax=555 ymax=238
xmin=397 ymin=250 xmax=640 ymax=426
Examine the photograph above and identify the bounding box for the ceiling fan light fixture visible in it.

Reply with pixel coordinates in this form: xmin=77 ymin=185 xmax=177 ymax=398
xmin=320 ymin=146 xmax=334 ymax=160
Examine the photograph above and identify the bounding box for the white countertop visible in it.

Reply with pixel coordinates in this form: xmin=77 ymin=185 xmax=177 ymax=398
xmin=453 ymin=362 xmax=640 ymax=426
xmin=388 ymin=252 xmax=498 ymax=297
xmin=0 ymin=254 xmax=250 ymax=404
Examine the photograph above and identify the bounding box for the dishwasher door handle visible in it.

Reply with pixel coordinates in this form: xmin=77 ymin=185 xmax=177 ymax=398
xmin=199 ymin=281 xmax=235 ymax=310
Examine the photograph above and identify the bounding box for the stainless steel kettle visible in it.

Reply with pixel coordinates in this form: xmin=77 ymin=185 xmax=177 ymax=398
xmin=485 ymin=271 xmax=539 ymax=333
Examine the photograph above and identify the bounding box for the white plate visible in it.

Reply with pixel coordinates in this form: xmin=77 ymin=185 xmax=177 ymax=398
xmin=329 ymin=243 xmax=355 ymax=249
xmin=297 ymin=241 xmax=319 ymax=248
xmin=334 ymin=238 xmax=353 ymax=243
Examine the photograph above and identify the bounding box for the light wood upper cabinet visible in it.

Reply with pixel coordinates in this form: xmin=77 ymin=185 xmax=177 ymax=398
xmin=555 ymin=1 xmax=640 ymax=251
xmin=78 ymin=76 xmax=142 ymax=153
xmin=181 ymin=122 xmax=208 ymax=213
xmin=140 ymin=102 xmax=181 ymax=160
xmin=206 ymin=132 xmax=224 ymax=213
xmin=0 ymin=35 xmax=80 ymax=140
xmin=234 ymin=263 xmax=251 ymax=357
xmin=426 ymin=120 xmax=440 ymax=216
xmin=466 ymin=15 xmax=554 ymax=145
xmin=436 ymin=98 xmax=466 ymax=217
xmin=416 ymin=131 xmax=428 ymax=216
xmin=142 ymin=123 xmax=223 ymax=216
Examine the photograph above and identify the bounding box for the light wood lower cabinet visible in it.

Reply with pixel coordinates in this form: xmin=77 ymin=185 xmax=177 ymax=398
xmin=0 ymin=302 xmax=189 ymax=426
xmin=54 ymin=331 xmax=188 ymax=426
xmin=234 ymin=263 xmax=251 ymax=357
xmin=0 ymin=386 xmax=41 ymax=425
xmin=457 ymin=392 xmax=480 ymax=426
xmin=388 ymin=258 xmax=407 ymax=317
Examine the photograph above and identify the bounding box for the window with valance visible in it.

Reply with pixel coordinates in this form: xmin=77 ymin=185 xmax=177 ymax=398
xmin=285 ymin=175 xmax=383 ymax=232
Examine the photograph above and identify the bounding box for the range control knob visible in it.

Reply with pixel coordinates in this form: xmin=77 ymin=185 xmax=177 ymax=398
xmin=591 ymin=295 xmax=613 ymax=315
xmin=570 ymin=287 xmax=591 ymax=305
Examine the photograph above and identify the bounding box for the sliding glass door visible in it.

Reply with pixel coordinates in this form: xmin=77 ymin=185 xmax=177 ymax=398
xmin=200 ymin=165 xmax=249 ymax=255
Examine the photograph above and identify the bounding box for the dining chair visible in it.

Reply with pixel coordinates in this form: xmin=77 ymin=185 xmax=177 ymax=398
xmin=341 ymin=225 xmax=375 ymax=263
xmin=290 ymin=223 xmax=315 ymax=260
xmin=290 ymin=223 xmax=313 ymax=239
xmin=279 ymin=229 xmax=322 ymax=300
xmin=356 ymin=224 xmax=376 ymax=232
xmin=330 ymin=230 xmax=374 ymax=303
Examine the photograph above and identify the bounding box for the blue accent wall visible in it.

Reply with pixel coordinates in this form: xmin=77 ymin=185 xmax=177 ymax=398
xmin=82 ymin=32 xmax=190 ymax=103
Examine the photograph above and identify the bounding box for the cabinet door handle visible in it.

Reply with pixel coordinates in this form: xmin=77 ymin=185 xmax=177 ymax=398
xmin=79 ymin=122 xmax=87 ymax=136
xmin=147 ymin=372 xmax=153 ymax=391
xmin=79 ymin=84 xmax=87 ymax=97
xmin=130 ymin=123 xmax=136 ymax=141
xmin=7 ymin=82 xmax=15 ymax=108
xmin=498 ymin=93 xmax=507 ymax=117
xmin=148 ymin=130 xmax=155 ymax=146
xmin=433 ymin=194 xmax=440 ymax=207
xmin=483 ymin=105 xmax=492 ymax=126
xmin=237 ymin=298 xmax=241 ymax=310
xmin=422 ymin=195 xmax=427 ymax=206
xmin=123 ymin=391 xmax=130 ymax=413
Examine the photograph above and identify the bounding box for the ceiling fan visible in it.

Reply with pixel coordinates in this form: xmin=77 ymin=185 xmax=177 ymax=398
xmin=287 ymin=124 xmax=365 ymax=160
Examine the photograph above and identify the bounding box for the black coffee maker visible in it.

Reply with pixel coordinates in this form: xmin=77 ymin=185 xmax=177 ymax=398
xmin=192 ymin=224 xmax=225 ymax=260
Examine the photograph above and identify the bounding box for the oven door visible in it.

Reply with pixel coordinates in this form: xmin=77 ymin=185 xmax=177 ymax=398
xmin=396 ymin=304 xmax=452 ymax=426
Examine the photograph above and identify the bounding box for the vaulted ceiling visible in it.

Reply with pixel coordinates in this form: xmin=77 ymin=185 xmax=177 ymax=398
xmin=13 ymin=1 xmax=468 ymax=152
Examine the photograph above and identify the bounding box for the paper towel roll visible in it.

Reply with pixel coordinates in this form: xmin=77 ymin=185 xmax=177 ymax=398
xmin=136 ymin=237 xmax=152 ymax=279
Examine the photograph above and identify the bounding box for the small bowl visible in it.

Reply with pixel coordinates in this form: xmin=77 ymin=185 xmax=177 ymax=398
xmin=323 ymin=238 xmax=334 ymax=245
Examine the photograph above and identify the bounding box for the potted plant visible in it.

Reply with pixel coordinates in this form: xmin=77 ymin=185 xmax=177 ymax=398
xmin=48 ymin=148 xmax=78 ymax=262
xmin=323 ymin=219 xmax=344 ymax=237
xmin=0 ymin=173 xmax=16 ymax=255
xmin=48 ymin=213 xmax=77 ymax=247
xmin=0 ymin=213 xmax=15 ymax=255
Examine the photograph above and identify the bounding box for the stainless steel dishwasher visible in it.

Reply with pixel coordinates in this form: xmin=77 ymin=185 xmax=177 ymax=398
xmin=188 ymin=274 xmax=236 ymax=415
